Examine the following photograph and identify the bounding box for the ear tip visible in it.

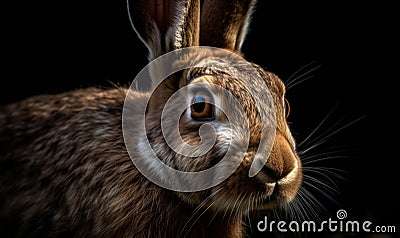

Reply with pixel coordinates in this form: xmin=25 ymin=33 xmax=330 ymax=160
xmin=200 ymin=0 xmax=257 ymax=51
xmin=128 ymin=0 xmax=201 ymax=58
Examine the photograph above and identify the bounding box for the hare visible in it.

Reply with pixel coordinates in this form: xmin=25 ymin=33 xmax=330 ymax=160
xmin=0 ymin=0 xmax=302 ymax=237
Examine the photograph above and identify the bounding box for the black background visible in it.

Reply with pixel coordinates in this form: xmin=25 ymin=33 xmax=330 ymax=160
xmin=2 ymin=0 xmax=398 ymax=237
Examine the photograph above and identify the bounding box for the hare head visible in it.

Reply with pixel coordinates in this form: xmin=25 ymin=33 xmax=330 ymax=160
xmin=125 ymin=0 xmax=302 ymax=213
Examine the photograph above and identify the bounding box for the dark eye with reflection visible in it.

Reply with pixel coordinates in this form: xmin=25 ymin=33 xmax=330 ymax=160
xmin=190 ymin=93 xmax=215 ymax=121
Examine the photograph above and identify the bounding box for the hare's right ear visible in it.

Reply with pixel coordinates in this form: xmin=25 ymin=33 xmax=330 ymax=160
xmin=200 ymin=0 xmax=256 ymax=52
xmin=128 ymin=0 xmax=200 ymax=61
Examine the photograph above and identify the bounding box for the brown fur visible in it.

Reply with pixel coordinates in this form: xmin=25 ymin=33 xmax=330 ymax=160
xmin=0 ymin=88 xmax=241 ymax=237
xmin=0 ymin=0 xmax=302 ymax=237
xmin=200 ymin=0 xmax=256 ymax=51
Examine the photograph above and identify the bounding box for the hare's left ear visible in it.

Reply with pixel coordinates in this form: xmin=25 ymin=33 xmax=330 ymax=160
xmin=200 ymin=0 xmax=256 ymax=52
xmin=129 ymin=0 xmax=200 ymax=60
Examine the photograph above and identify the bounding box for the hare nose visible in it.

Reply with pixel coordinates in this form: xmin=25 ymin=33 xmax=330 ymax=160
xmin=260 ymin=161 xmax=292 ymax=183
xmin=256 ymin=133 xmax=296 ymax=184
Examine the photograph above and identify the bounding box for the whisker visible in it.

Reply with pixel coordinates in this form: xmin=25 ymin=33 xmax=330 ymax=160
xmin=302 ymin=155 xmax=349 ymax=165
xmin=289 ymin=105 xmax=364 ymax=233
xmin=302 ymin=180 xmax=337 ymax=207
xmin=303 ymin=166 xmax=347 ymax=175
xmin=285 ymin=60 xmax=320 ymax=86
xmin=285 ymin=201 xmax=295 ymax=221
xmin=192 ymin=188 xmax=223 ymax=219
xmin=220 ymin=196 xmax=236 ymax=226
xmin=303 ymin=174 xmax=340 ymax=194
xmin=207 ymin=211 xmax=219 ymax=227
xmin=227 ymin=192 xmax=244 ymax=224
xmin=298 ymin=139 xmax=330 ymax=156
xmin=296 ymin=196 xmax=310 ymax=221
xmin=253 ymin=191 xmax=261 ymax=210
xmin=302 ymin=167 xmax=343 ymax=190
xmin=286 ymin=75 xmax=315 ymax=91
xmin=297 ymin=105 xmax=338 ymax=148
xmin=206 ymin=192 xmax=229 ymax=227
xmin=286 ymin=64 xmax=321 ymax=90
xmin=300 ymin=116 xmax=346 ymax=152
xmin=273 ymin=208 xmax=280 ymax=222
xmin=236 ymin=194 xmax=247 ymax=225
xmin=300 ymin=188 xmax=325 ymax=222
xmin=246 ymin=193 xmax=254 ymax=234
xmin=178 ymin=188 xmax=222 ymax=238
xmin=300 ymin=115 xmax=365 ymax=156
xmin=294 ymin=189 xmax=312 ymax=221
xmin=183 ymin=199 xmax=218 ymax=238
xmin=300 ymin=149 xmax=349 ymax=161
xmin=126 ymin=0 xmax=135 ymax=34
xmin=285 ymin=201 xmax=293 ymax=221
xmin=290 ymin=199 xmax=304 ymax=222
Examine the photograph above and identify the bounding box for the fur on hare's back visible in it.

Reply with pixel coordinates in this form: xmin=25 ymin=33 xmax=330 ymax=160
xmin=0 ymin=87 xmax=242 ymax=237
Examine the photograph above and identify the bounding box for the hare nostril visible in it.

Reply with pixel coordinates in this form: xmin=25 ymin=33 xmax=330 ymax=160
xmin=281 ymin=165 xmax=293 ymax=178
xmin=259 ymin=163 xmax=292 ymax=183
xmin=261 ymin=166 xmax=280 ymax=183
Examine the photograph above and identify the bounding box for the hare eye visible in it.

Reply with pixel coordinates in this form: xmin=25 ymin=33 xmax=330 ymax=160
xmin=190 ymin=93 xmax=215 ymax=121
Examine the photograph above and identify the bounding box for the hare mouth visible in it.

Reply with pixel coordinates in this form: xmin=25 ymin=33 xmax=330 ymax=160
xmin=252 ymin=182 xmax=293 ymax=210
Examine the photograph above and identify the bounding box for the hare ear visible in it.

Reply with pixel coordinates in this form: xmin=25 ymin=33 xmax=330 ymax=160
xmin=128 ymin=0 xmax=200 ymax=60
xmin=200 ymin=0 xmax=256 ymax=52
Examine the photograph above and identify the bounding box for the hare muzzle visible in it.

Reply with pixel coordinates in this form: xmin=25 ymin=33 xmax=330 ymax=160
xmin=256 ymin=133 xmax=302 ymax=204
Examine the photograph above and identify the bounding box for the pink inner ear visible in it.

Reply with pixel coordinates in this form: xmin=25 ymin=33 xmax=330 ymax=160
xmin=145 ymin=0 xmax=172 ymax=37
